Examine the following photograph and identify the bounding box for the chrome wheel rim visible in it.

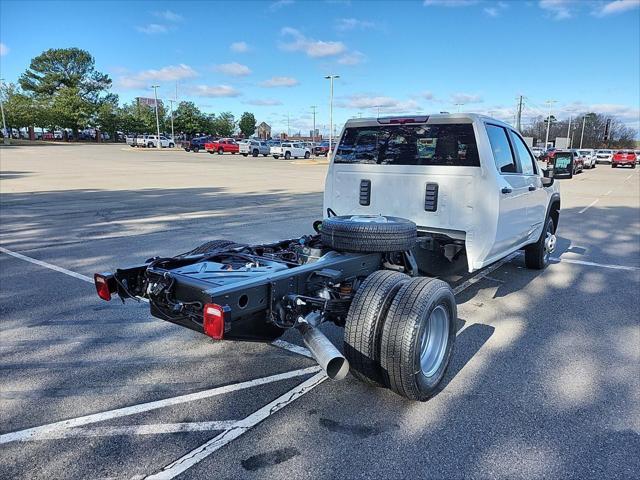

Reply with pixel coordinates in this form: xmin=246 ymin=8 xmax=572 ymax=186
xmin=419 ymin=305 xmax=449 ymax=377
xmin=544 ymin=222 xmax=556 ymax=262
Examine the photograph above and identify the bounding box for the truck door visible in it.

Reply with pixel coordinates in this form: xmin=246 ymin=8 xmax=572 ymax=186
xmin=486 ymin=124 xmax=532 ymax=255
xmin=508 ymin=130 xmax=546 ymax=242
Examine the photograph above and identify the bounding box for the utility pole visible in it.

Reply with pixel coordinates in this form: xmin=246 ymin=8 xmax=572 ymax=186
xmin=567 ymin=114 xmax=572 ymax=148
xmin=544 ymin=100 xmax=556 ymax=149
xmin=0 ymin=78 xmax=8 ymax=145
xmin=325 ymin=75 xmax=340 ymax=156
xmin=168 ymin=99 xmax=175 ymax=146
xmin=287 ymin=112 xmax=290 ymax=138
xmin=579 ymin=115 xmax=586 ymax=148
xmin=515 ymin=95 xmax=523 ymax=132
xmin=151 ymin=85 xmax=161 ymax=149
xmin=454 ymin=103 xmax=464 ymax=113
xmin=310 ymin=106 xmax=317 ymax=143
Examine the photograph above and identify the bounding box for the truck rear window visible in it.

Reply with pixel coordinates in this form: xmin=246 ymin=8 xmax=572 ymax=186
xmin=334 ymin=124 xmax=479 ymax=166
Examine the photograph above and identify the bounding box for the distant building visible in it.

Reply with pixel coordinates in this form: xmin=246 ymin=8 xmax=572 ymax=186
xmin=255 ymin=122 xmax=271 ymax=139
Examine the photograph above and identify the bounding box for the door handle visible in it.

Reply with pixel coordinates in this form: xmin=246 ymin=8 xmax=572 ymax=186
xmin=528 ymin=186 xmax=537 ymax=191
xmin=501 ymin=187 xmax=513 ymax=194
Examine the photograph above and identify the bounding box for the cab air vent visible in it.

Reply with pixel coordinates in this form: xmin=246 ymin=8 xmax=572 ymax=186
xmin=425 ymin=183 xmax=438 ymax=212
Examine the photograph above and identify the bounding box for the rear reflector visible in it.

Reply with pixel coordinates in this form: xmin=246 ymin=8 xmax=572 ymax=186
xmin=94 ymin=273 xmax=112 ymax=301
xmin=203 ymin=303 xmax=225 ymax=340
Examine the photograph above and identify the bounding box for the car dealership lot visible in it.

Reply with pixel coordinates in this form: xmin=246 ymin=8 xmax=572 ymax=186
xmin=1 ymin=144 xmax=638 ymax=479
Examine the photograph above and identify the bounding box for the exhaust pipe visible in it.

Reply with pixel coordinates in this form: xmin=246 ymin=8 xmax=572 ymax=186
xmin=297 ymin=316 xmax=349 ymax=380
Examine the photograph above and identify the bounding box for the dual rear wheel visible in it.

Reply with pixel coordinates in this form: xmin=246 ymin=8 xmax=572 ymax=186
xmin=344 ymin=270 xmax=457 ymax=401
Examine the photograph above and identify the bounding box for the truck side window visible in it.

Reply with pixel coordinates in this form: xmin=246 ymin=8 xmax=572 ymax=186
xmin=509 ymin=130 xmax=536 ymax=175
xmin=486 ymin=124 xmax=517 ymax=174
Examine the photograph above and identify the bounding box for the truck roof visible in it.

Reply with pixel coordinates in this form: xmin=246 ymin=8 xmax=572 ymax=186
xmin=343 ymin=113 xmax=513 ymax=130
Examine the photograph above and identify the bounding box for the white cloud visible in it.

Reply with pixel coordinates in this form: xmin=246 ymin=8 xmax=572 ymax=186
xmin=270 ymin=0 xmax=294 ymax=10
xmin=593 ymin=0 xmax=640 ymax=16
xmin=424 ymin=0 xmax=479 ymax=6
xmin=116 ymin=64 xmax=198 ymax=89
xmin=137 ymin=23 xmax=170 ymax=34
xmin=230 ymin=41 xmax=250 ymax=53
xmin=538 ymin=0 xmax=573 ymax=19
xmin=190 ymin=85 xmax=241 ymax=97
xmin=338 ymin=51 xmax=366 ymax=65
xmin=245 ymin=98 xmax=284 ymax=106
xmin=451 ymin=93 xmax=484 ymax=104
xmin=335 ymin=18 xmax=376 ymax=31
xmin=259 ymin=76 xmax=300 ymax=87
xmin=280 ymin=27 xmax=346 ymax=58
xmin=0 ymin=43 xmax=8 ymax=56
xmin=339 ymin=94 xmax=420 ymax=113
xmin=153 ymin=10 xmax=183 ymax=22
xmin=214 ymin=62 xmax=252 ymax=76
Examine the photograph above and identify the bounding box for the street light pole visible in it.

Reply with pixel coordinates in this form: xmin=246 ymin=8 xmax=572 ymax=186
xmin=324 ymin=74 xmax=339 ymax=156
xmin=151 ymin=85 xmax=161 ymax=149
xmin=544 ymin=100 xmax=556 ymax=148
xmin=168 ymin=99 xmax=176 ymax=147
xmin=310 ymin=105 xmax=317 ymax=144
xmin=579 ymin=115 xmax=586 ymax=148
xmin=0 ymin=78 xmax=9 ymax=145
xmin=567 ymin=115 xmax=572 ymax=148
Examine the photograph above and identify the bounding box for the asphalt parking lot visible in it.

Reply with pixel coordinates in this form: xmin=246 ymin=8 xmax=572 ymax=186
xmin=1 ymin=143 xmax=639 ymax=479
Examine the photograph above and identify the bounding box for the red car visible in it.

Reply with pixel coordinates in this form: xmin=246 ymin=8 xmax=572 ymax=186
xmin=611 ymin=150 xmax=637 ymax=168
xmin=205 ymin=138 xmax=239 ymax=155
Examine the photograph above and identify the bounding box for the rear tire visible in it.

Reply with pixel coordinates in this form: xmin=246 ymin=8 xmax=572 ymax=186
xmin=380 ymin=278 xmax=457 ymax=401
xmin=285 ymin=151 xmax=291 ymax=160
xmin=252 ymin=149 xmax=259 ymax=157
xmin=218 ymin=148 xmax=224 ymax=155
xmin=524 ymin=216 xmax=555 ymax=270
xmin=304 ymin=151 xmax=310 ymax=159
xmin=344 ymin=271 xmax=410 ymax=387
xmin=193 ymin=146 xmax=199 ymax=153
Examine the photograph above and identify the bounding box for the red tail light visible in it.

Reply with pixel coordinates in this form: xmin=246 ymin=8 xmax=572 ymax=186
xmin=203 ymin=303 xmax=225 ymax=340
xmin=94 ymin=273 xmax=112 ymax=301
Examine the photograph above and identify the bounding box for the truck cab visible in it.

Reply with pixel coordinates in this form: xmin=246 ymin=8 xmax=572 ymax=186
xmin=323 ymin=114 xmax=560 ymax=273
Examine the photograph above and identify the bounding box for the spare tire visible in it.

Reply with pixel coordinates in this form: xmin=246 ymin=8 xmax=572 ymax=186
xmin=321 ymin=215 xmax=417 ymax=253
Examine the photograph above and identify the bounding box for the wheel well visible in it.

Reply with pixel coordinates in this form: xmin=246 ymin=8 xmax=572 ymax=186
xmin=549 ymin=200 xmax=560 ymax=232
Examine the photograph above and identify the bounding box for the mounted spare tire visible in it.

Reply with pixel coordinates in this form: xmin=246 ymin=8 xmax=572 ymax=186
xmin=321 ymin=215 xmax=417 ymax=253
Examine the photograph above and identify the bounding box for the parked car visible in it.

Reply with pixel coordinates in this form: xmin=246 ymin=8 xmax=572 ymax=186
xmin=611 ymin=150 xmax=637 ymax=168
xmin=635 ymin=150 xmax=640 ymax=163
xmin=549 ymin=149 xmax=583 ymax=178
xmin=95 ymin=113 xmax=560 ymax=401
xmin=313 ymin=141 xmax=330 ymax=156
xmin=595 ymin=149 xmax=614 ymax=164
xmin=182 ymin=136 xmax=212 ymax=153
xmin=531 ymin=146 xmax=545 ymax=159
xmin=205 ymin=138 xmax=239 ymax=154
xmin=576 ymin=149 xmax=596 ymax=169
xmin=135 ymin=135 xmax=174 ymax=148
xmin=271 ymin=142 xmax=311 ymax=159
xmin=126 ymin=135 xmax=138 ymax=147
xmin=239 ymin=140 xmax=270 ymax=157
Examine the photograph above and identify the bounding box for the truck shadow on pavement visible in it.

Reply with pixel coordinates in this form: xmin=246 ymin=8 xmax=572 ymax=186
xmin=0 ymin=187 xmax=639 ymax=479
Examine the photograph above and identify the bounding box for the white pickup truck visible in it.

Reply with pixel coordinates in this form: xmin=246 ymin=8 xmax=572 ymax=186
xmin=135 ymin=135 xmax=175 ymax=148
xmin=270 ymin=142 xmax=311 ymax=159
xmin=324 ymin=113 xmax=561 ymax=272
xmin=95 ymin=113 xmax=560 ymax=402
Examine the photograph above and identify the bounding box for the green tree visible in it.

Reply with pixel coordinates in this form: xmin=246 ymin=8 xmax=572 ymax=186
xmin=19 ymin=48 xmax=111 ymax=100
xmin=173 ymin=101 xmax=205 ymax=135
xmin=238 ymin=112 xmax=256 ymax=138
xmin=95 ymin=94 xmax=120 ymax=140
xmin=1 ymin=84 xmax=39 ymax=133
xmin=50 ymin=87 xmax=94 ymax=138
xmin=212 ymin=112 xmax=235 ymax=137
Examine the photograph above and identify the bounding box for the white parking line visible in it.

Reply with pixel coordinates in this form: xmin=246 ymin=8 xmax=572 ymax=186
xmin=19 ymin=421 xmax=240 ymax=442
xmin=578 ymin=198 xmax=599 ymax=214
xmin=552 ymin=257 xmax=639 ymax=272
xmin=146 ymin=372 xmax=328 ymax=480
xmin=0 ymin=246 xmax=93 ymax=283
xmin=0 ymin=366 xmax=320 ymax=445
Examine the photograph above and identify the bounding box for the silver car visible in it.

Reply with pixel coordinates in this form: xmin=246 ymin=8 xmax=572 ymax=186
xmin=239 ymin=140 xmax=270 ymax=157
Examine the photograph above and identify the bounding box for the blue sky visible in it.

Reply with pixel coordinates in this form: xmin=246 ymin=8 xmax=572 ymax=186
xmin=1 ymin=0 xmax=639 ymax=136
